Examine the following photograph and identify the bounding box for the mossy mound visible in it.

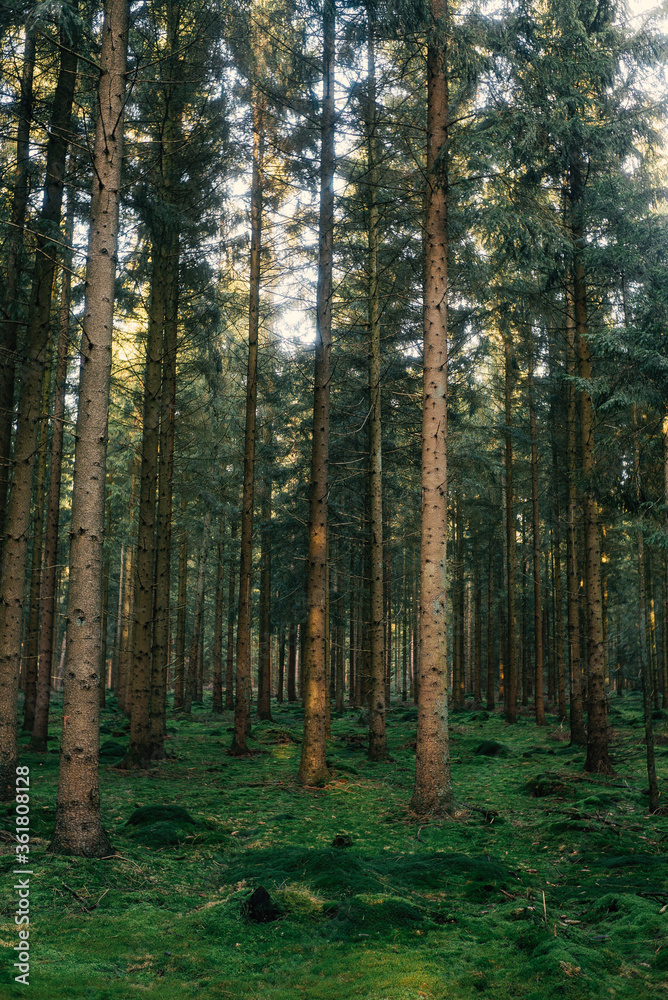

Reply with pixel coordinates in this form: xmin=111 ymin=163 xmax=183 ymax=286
xmin=126 ymin=804 xmax=196 ymax=827
xmin=228 ymin=846 xmax=510 ymax=902
xmin=128 ymin=819 xmax=193 ymax=847
xmin=474 ymin=740 xmax=511 ymax=757
xmin=523 ymin=772 xmax=568 ymax=797
xmin=325 ymin=894 xmax=426 ymax=939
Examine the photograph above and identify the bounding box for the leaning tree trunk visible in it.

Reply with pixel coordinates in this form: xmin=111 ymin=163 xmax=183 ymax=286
xmin=50 ymin=0 xmax=128 ymax=855
xmin=0 ymin=20 xmax=78 ymax=799
xmin=366 ymin=0 xmax=387 ymax=761
xmin=410 ymin=0 xmax=452 ymax=816
xmin=297 ymin=0 xmax=335 ymax=787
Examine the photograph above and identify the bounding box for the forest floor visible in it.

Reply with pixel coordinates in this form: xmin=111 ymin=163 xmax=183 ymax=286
xmin=0 ymin=692 xmax=667 ymax=999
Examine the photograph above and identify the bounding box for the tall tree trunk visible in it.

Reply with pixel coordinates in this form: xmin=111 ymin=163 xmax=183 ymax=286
xmin=297 ymin=0 xmax=335 ymax=787
xmin=0 ymin=29 xmax=36 ymax=549
xmin=30 ymin=206 xmax=74 ymax=752
xmin=0 ymin=18 xmax=78 ymax=799
xmin=572 ymin=192 xmax=611 ymax=771
xmin=122 ymin=243 xmax=167 ymax=769
xmin=473 ymin=538 xmax=482 ymax=706
xmin=366 ymin=63 xmax=385 ymax=742
xmin=173 ymin=488 xmax=188 ymax=710
xmin=22 ymin=355 xmax=53 ymax=730
xmin=366 ymin=0 xmax=386 ymax=758
xmin=213 ymin=529 xmax=225 ymax=714
xmin=529 ymin=346 xmax=545 ymax=726
xmin=287 ymin=622 xmax=297 ymax=703
xmin=504 ymin=331 xmax=518 ymax=724
xmin=257 ymin=418 xmax=273 ymax=721
xmin=566 ymin=292 xmax=586 ymax=745
xmin=633 ymin=404 xmax=659 ymax=811
xmin=50 ymin=0 xmax=127 ymax=854
xmin=150 ymin=230 xmax=179 ymax=756
xmin=486 ymin=548 xmax=495 ymax=710
xmin=233 ymin=91 xmax=265 ymax=753
xmin=185 ymin=511 xmax=211 ymax=713
xmin=225 ymin=519 xmax=237 ymax=710
xmin=411 ymin=0 xmax=452 ymax=815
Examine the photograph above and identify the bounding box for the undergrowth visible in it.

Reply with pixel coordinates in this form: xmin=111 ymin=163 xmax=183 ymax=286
xmin=0 ymin=691 xmax=666 ymax=999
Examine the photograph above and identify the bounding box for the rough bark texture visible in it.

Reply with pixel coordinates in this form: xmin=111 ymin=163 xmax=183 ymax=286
xmin=185 ymin=511 xmax=211 ymax=713
xmin=0 ymin=30 xmax=35 ymax=549
xmin=297 ymin=0 xmax=335 ymax=787
xmin=30 ymin=206 xmax=74 ymax=752
xmin=0 ymin=21 xmax=78 ymax=799
xmin=633 ymin=405 xmax=659 ymax=811
xmin=121 ymin=246 xmax=166 ymax=768
xmin=213 ymin=532 xmax=225 ymax=714
xmin=503 ymin=333 xmax=517 ymax=724
xmin=50 ymin=0 xmax=128 ymax=855
xmin=225 ymin=520 xmax=237 ymax=711
xmin=529 ymin=349 xmax=545 ymax=726
xmin=233 ymin=93 xmax=265 ymax=753
xmin=410 ymin=0 xmax=452 ymax=816
xmin=366 ymin=1 xmax=387 ymax=761
xmin=572 ymin=205 xmax=611 ymax=773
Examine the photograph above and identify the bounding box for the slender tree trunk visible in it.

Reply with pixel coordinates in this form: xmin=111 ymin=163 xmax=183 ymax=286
xmin=233 ymin=92 xmax=265 ymax=753
xmin=504 ymin=332 xmax=518 ymax=724
xmin=366 ymin=2 xmax=386 ymax=758
xmin=298 ymin=0 xmax=335 ymax=787
xmin=30 ymin=225 xmax=73 ymax=751
xmin=566 ymin=293 xmax=586 ymax=745
xmin=633 ymin=404 xmax=659 ymax=811
xmin=529 ymin=347 xmax=545 ymax=726
xmin=287 ymin=622 xmax=297 ymax=702
xmin=411 ymin=0 xmax=452 ymax=815
xmin=22 ymin=354 xmax=53 ymax=730
xmin=257 ymin=431 xmax=273 ymax=721
xmin=486 ymin=548 xmax=495 ymax=710
xmin=50 ymin=0 xmax=128 ymax=854
xmin=185 ymin=511 xmax=211 ymax=713
xmin=225 ymin=520 xmax=237 ymax=710
xmin=0 ymin=19 xmax=78 ymax=799
xmin=173 ymin=490 xmax=188 ymax=710
xmin=277 ymin=628 xmax=285 ymax=703
xmin=573 ymin=220 xmax=611 ymax=772
xmin=150 ymin=227 xmax=179 ymax=753
xmin=0 ymin=30 xmax=36 ymax=549
xmin=213 ymin=530 xmax=225 ymax=714
xmin=121 ymin=242 xmax=166 ymax=768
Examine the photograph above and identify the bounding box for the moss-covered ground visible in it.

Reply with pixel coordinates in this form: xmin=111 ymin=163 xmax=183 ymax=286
xmin=1 ymin=692 xmax=667 ymax=999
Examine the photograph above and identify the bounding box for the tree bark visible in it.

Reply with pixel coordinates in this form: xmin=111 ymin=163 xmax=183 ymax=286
xmin=50 ymin=0 xmax=128 ymax=855
xmin=503 ymin=331 xmax=518 ymax=724
xmin=298 ymin=0 xmax=335 ymax=787
xmin=0 ymin=17 xmax=78 ymax=799
xmin=565 ymin=292 xmax=586 ymax=745
xmin=233 ymin=90 xmax=265 ymax=752
xmin=185 ymin=511 xmax=211 ymax=713
xmin=213 ymin=530 xmax=225 ymax=714
xmin=529 ymin=345 xmax=545 ymax=726
xmin=411 ymin=0 xmax=452 ymax=815
xmin=30 ymin=205 xmax=74 ymax=752
xmin=121 ymin=243 xmax=167 ymax=768
xmin=367 ymin=1 xmax=386 ymax=759
xmin=0 ymin=29 xmax=36 ymax=550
